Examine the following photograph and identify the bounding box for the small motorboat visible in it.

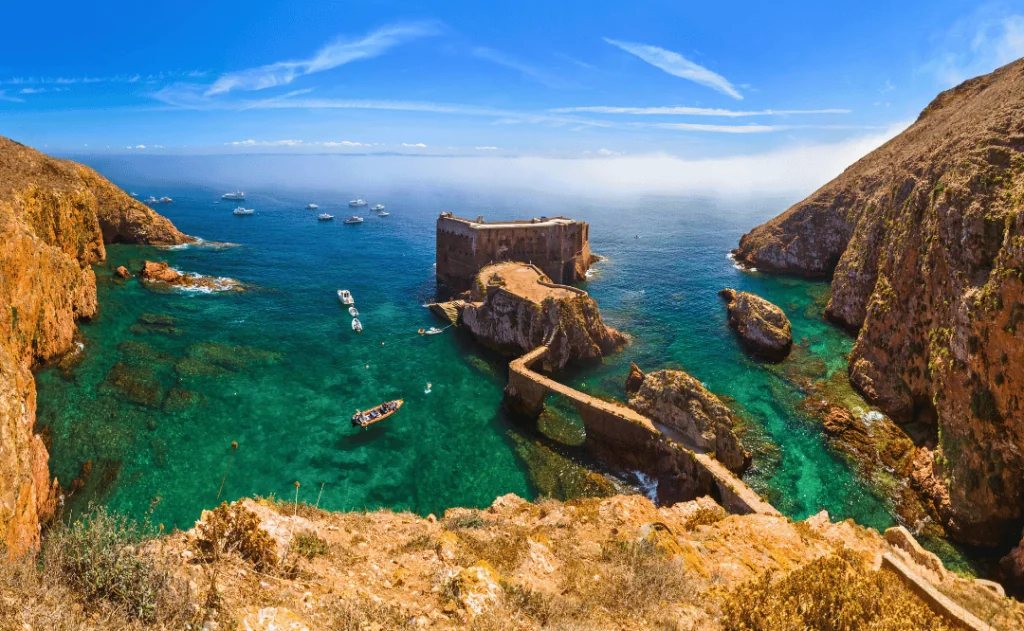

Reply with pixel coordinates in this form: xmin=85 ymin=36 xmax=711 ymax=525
xmin=351 ymin=399 xmax=403 ymax=428
xmin=378 ymin=211 xmax=390 ymax=217
xmin=348 ymin=306 xmax=359 ymax=317
xmin=145 ymin=196 xmax=159 ymax=204
xmin=233 ymin=207 xmax=254 ymax=215
xmin=214 ymin=200 xmax=220 ymax=204
xmin=159 ymin=197 xmax=173 ymax=203
xmin=338 ymin=289 xmax=354 ymax=305
xmin=130 ymin=192 xmax=138 ymax=197
xmin=343 ymin=216 xmax=364 ymax=224
xmin=318 ymin=213 xmax=334 ymax=221
xmin=349 ymin=199 xmax=368 ymax=207
xmin=306 ymin=203 xmax=319 ymax=210
xmin=424 ymin=383 xmax=432 ymax=394
xmin=351 ymin=318 xmax=363 ymax=333
xmin=222 ymin=191 xmax=245 ymax=200
xmin=372 ymin=204 xmax=385 ymax=211
xmin=424 ymin=327 xmax=444 ymax=335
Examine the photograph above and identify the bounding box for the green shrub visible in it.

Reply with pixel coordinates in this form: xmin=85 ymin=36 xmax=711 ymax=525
xmin=290 ymin=529 xmax=329 ymax=559
xmin=41 ymin=505 xmax=191 ymax=623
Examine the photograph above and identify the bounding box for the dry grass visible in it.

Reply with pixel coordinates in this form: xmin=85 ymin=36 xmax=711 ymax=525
xmin=720 ymin=547 xmax=956 ymax=631
xmin=191 ymin=501 xmax=278 ymax=571
xmin=311 ymin=594 xmax=415 ymax=630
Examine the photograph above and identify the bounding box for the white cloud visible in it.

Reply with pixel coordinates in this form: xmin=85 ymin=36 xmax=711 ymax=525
xmin=0 ymin=90 xmax=23 ymax=103
xmin=924 ymin=11 xmax=1024 ymax=86
xmin=650 ymin=123 xmax=781 ymax=133
xmin=402 ymin=142 xmax=427 ymax=148
xmin=206 ymin=22 xmax=441 ymax=95
xmin=596 ymin=148 xmax=621 ymax=156
xmin=135 ymin=144 xmax=147 ymax=149
xmin=227 ymin=139 xmax=304 ymax=146
xmin=315 ymin=140 xmax=368 ymax=147
xmin=472 ymin=47 xmax=567 ymax=88
xmin=549 ymin=105 xmax=850 ymax=117
xmin=475 ymin=146 xmax=498 ymax=150
xmin=181 ymin=123 xmax=908 ymax=197
xmin=604 ymin=38 xmax=742 ymax=99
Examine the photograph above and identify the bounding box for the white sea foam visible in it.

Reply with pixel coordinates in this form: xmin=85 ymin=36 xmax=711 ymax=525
xmin=632 ymin=471 xmax=659 ymax=502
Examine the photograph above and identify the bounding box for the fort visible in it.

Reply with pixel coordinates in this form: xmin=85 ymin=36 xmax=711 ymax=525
xmin=435 ymin=212 xmax=594 ymax=294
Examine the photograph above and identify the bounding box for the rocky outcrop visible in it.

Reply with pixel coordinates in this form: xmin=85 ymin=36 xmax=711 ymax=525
xmin=140 ymin=260 xmax=241 ymax=292
xmin=719 ymin=288 xmax=793 ymax=361
xmin=0 ymin=135 xmax=190 ymax=554
xmin=461 ymin=262 xmax=625 ymax=370
xmin=732 ymin=59 xmax=1024 ymax=546
xmin=114 ymin=265 xmax=130 ymax=279
xmin=625 ymin=364 xmax=751 ymax=473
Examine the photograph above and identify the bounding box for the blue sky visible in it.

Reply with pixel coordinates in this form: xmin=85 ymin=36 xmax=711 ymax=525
xmin=2 ymin=0 xmax=1023 ymax=159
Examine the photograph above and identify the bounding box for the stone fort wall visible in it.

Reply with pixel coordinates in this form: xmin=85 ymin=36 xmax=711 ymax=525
xmin=436 ymin=213 xmax=593 ymax=293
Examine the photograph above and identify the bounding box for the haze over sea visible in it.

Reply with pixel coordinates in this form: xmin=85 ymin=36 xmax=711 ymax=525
xmin=39 ymin=154 xmax=899 ymax=543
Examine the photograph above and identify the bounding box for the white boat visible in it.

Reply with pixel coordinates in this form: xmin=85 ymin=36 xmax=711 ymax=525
xmin=145 ymin=196 xmax=158 ymax=203
xmin=130 ymin=192 xmax=138 ymax=197
xmin=372 ymin=204 xmax=385 ymax=211
xmin=233 ymin=207 xmax=254 ymax=215
xmin=351 ymin=318 xmax=363 ymax=332
xmin=343 ymin=216 xmax=364 ymax=224
xmin=318 ymin=213 xmax=334 ymax=221
xmin=306 ymin=203 xmax=319 ymax=210
xmin=424 ymin=327 xmax=444 ymax=335
xmin=349 ymin=199 xmax=368 ymax=207
xmin=159 ymin=197 xmax=173 ymax=203
xmin=378 ymin=211 xmax=390 ymax=217
xmin=338 ymin=290 xmax=354 ymax=305
xmin=222 ymin=191 xmax=245 ymax=200
xmin=348 ymin=306 xmax=359 ymax=317
xmin=214 ymin=200 xmax=220 ymax=204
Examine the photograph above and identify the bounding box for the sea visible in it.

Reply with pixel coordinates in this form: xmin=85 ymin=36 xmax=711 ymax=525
xmin=37 ymin=154 xmax=952 ymax=562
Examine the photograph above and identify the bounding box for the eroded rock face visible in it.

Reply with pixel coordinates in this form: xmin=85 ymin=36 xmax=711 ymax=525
xmin=732 ymin=59 xmax=1024 ymax=545
xmin=0 ymin=135 xmax=189 ymax=554
xmin=461 ymin=262 xmax=625 ymax=370
xmin=625 ymin=365 xmax=751 ymax=474
xmin=719 ymin=288 xmax=792 ymax=362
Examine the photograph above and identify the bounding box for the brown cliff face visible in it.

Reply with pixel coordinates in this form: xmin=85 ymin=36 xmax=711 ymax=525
xmin=461 ymin=262 xmax=626 ymax=369
xmin=733 ymin=60 xmax=1024 ymax=545
xmin=0 ymin=136 xmax=190 ymax=554
xmin=625 ymin=364 xmax=751 ymax=474
xmin=719 ymin=288 xmax=793 ymax=362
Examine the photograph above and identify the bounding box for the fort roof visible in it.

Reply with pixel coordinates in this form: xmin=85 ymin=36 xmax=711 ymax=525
xmin=438 ymin=212 xmax=578 ymax=229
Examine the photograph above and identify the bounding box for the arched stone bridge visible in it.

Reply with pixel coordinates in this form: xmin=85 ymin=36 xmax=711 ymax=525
xmin=505 ymin=340 xmax=777 ymax=516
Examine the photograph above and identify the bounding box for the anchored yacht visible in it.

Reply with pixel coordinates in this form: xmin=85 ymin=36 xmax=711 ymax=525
xmin=233 ymin=207 xmax=254 ymax=215
xmin=318 ymin=213 xmax=334 ymax=221
xmin=222 ymin=191 xmax=245 ymax=200
xmin=338 ymin=289 xmax=354 ymax=305
xmin=306 ymin=203 xmax=319 ymax=210
xmin=343 ymin=216 xmax=364 ymax=224
xmin=349 ymin=199 xmax=368 ymax=207
xmin=372 ymin=204 xmax=385 ymax=211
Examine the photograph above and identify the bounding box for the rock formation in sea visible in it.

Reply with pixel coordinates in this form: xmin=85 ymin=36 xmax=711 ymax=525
xmin=625 ymin=363 xmax=751 ymax=473
xmin=719 ymin=288 xmax=793 ymax=361
xmin=139 ymin=260 xmax=241 ymax=292
xmin=0 ymin=135 xmax=190 ymax=554
xmin=732 ymin=59 xmax=1024 ymax=546
xmin=460 ymin=262 xmax=626 ymax=369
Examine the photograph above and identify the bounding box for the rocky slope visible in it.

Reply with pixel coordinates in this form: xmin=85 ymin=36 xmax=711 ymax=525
xmin=461 ymin=262 xmax=626 ymax=369
xmin=0 ymin=136 xmax=190 ymax=554
xmin=14 ymin=493 xmax=1021 ymax=630
xmin=719 ymin=288 xmax=793 ymax=361
xmin=625 ymin=363 xmax=751 ymax=473
xmin=733 ymin=59 xmax=1024 ymax=547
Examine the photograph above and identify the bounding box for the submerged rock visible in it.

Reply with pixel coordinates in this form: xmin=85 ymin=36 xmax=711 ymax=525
xmin=162 ymin=388 xmax=206 ymax=414
xmin=114 ymin=265 xmax=130 ymax=279
xmin=719 ymin=288 xmax=792 ymax=362
xmin=460 ymin=262 xmax=626 ymax=370
xmin=625 ymin=366 xmax=751 ymax=474
xmin=129 ymin=312 xmax=182 ymax=336
xmin=99 ymin=362 xmax=164 ymax=408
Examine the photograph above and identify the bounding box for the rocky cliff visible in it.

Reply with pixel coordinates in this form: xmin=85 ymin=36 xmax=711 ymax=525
xmin=733 ymin=59 xmax=1024 ymax=547
xmin=461 ymin=262 xmax=626 ymax=369
xmin=625 ymin=363 xmax=751 ymax=473
xmin=719 ymin=288 xmax=793 ymax=362
xmin=0 ymin=136 xmax=190 ymax=554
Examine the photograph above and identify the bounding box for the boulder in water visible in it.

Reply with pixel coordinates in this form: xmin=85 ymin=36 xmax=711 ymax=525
xmin=719 ymin=288 xmax=792 ymax=362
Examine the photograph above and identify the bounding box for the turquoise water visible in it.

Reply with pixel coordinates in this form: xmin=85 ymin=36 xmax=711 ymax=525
xmin=36 ymin=157 xmax=896 ymax=532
